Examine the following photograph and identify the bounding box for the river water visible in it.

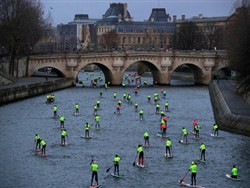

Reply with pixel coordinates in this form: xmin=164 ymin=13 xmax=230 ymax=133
xmin=0 ymin=72 xmax=250 ymax=188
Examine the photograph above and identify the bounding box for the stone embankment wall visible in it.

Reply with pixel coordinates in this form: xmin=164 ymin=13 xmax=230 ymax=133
xmin=209 ymin=81 xmax=250 ymax=136
xmin=0 ymin=78 xmax=75 ymax=105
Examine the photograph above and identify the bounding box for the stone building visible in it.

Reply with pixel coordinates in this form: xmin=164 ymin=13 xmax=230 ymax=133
xmin=35 ymin=2 xmax=230 ymax=52
xmin=96 ymin=3 xmax=175 ymax=50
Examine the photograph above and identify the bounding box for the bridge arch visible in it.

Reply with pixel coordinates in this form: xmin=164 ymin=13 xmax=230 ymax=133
xmin=213 ymin=66 xmax=231 ymax=79
xmin=75 ymin=62 xmax=114 ymax=84
xmin=122 ymin=60 xmax=161 ymax=84
xmin=170 ymin=61 xmax=207 ymax=85
xmin=28 ymin=60 xmax=66 ymax=77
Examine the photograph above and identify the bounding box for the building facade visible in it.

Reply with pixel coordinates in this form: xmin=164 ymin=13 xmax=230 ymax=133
xmin=34 ymin=2 xmax=230 ymax=53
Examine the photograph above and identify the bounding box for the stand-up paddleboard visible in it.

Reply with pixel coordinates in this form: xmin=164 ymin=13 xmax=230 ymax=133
xmin=73 ymin=113 xmax=80 ymax=116
xmin=225 ymin=174 xmax=241 ymax=181
xmin=81 ymin=135 xmax=92 ymax=139
xmin=179 ymin=140 xmax=190 ymax=145
xmin=210 ymin=133 xmax=222 ymax=138
xmin=89 ymin=184 xmax=101 ymax=188
xmin=136 ymin=163 xmax=144 ymax=168
xmin=178 ymin=180 xmax=205 ymax=188
xmin=35 ymin=149 xmax=40 ymax=152
xmin=164 ymin=154 xmax=173 ymax=158
xmin=60 ymin=143 xmax=68 ymax=146
xmin=196 ymin=158 xmax=206 ymax=163
xmin=37 ymin=153 xmax=48 ymax=158
xmin=193 ymin=136 xmax=200 ymax=140
xmin=157 ymin=132 xmax=169 ymax=138
xmin=110 ymin=173 xmax=124 ymax=178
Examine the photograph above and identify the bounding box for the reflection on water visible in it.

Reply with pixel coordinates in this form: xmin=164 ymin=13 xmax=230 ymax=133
xmin=0 ymin=72 xmax=249 ymax=188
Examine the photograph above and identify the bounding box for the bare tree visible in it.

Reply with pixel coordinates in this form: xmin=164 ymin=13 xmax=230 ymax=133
xmin=226 ymin=0 xmax=250 ymax=79
xmin=0 ymin=0 xmax=50 ymax=76
xmin=100 ymin=30 xmax=119 ymax=50
xmin=199 ymin=23 xmax=225 ymax=50
xmin=175 ymin=21 xmax=201 ymax=50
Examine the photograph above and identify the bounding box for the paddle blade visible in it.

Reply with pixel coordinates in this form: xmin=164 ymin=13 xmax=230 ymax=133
xmin=132 ymin=161 xmax=136 ymax=166
xmin=106 ymin=168 xmax=111 ymax=173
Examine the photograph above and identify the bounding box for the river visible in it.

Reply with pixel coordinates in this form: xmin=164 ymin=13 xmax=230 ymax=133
xmin=0 ymin=72 xmax=249 ymax=188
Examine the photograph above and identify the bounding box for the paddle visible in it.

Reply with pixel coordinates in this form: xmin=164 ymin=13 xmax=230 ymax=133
xmin=106 ymin=165 xmax=113 ymax=173
xmin=179 ymin=170 xmax=189 ymax=183
xmin=132 ymin=153 xmax=137 ymax=166
xmin=90 ymin=155 xmax=94 ymax=165
xmin=178 ymin=134 xmax=183 ymax=143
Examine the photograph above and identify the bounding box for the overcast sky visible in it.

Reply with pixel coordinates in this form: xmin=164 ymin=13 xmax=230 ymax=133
xmin=41 ymin=0 xmax=236 ymax=25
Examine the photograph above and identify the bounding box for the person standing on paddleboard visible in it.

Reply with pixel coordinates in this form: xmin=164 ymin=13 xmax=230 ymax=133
xmin=116 ymin=103 xmax=121 ymax=114
xmin=75 ymin=103 xmax=79 ymax=115
xmin=144 ymin=132 xmax=150 ymax=146
xmin=35 ymin=134 xmax=41 ymax=151
xmin=61 ymin=129 xmax=68 ymax=145
xmin=113 ymin=154 xmax=121 ymax=176
xmin=200 ymin=143 xmax=206 ymax=161
xmin=137 ymin=144 xmax=144 ymax=166
xmin=96 ymin=99 xmax=101 ymax=108
xmin=139 ymin=109 xmax=144 ymax=120
xmin=95 ymin=115 xmax=100 ymax=128
xmin=93 ymin=105 xmax=98 ymax=116
xmin=156 ymin=103 xmax=160 ymax=114
xmin=147 ymin=95 xmax=151 ymax=103
xmin=53 ymin=105 xmax=57 ymax=117
xmin=213 ymin=123 xmax=219 ymax=136
xmin=194 ymin=124 xmax=201 ymax=138
xmin=113 ymin=92 xmax=117 ymax=100
xmin=165 ymin=138 xmax=172 ymax=157
xmin=40 ymin=139 xmax=46 ymax=156
xmin=165 ymin=101 xmax=169 ymax=111
xmin=193 ymin=119 xmax=198 ymax=133
xmin=90 ymin=160 xmax=99 ymax=186
xmin=231 ymin=165 xmax=238 ymax=179
xmin=189 ymin=161 xmax=197 ymax=186
xmin=60 ymin=116 xmax=65 ymax=129
xmin=85 ymin=122 xmax=90 ymax=138
xmin=123 ymin=92 xmax=127 ymax=101
xmin=160 ymin=122 xmax=167 ymax=137
xmin=160 ymin=110 xmax=165 ymax=119
xmin=134 ymin=103 xmax=138 ymax=112
xmin=182 ymin=127 xmax=188 ymax=143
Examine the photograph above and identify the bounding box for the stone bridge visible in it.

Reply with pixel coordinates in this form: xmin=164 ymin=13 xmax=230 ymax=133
xmin=28 ymin=51 xmax=228 ymax=85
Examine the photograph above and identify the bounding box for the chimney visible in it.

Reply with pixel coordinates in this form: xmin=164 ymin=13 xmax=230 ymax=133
xmin=173 ymin=15 xmax=177 ymax=22
xmin=181 ymin=15 xmax=185 ymax=20
xmin=124 ymin=3 xmax=128 ymax=19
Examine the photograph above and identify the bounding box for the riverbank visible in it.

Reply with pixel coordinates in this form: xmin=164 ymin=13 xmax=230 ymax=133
xmin=209 ymin=80 xmax=250 ymax=136
xmin=0 ymin=77 xmax=75 ymax=105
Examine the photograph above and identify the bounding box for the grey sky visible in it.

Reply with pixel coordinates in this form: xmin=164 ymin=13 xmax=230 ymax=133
xmin=41 ymin=0 xmax=236 ymax=25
